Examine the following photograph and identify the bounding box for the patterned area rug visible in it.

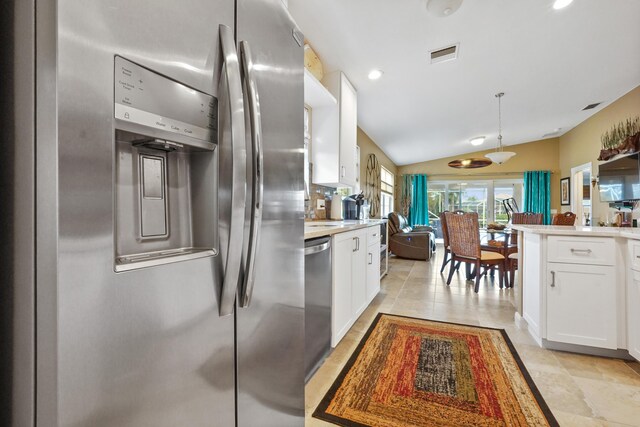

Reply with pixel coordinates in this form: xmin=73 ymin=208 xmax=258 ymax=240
xmin=313 ymin=313 xmax=558 ymax=426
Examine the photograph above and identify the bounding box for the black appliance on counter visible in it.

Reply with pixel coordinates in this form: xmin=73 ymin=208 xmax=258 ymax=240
xmin=343 ymin=193 xmax=365 ymax=220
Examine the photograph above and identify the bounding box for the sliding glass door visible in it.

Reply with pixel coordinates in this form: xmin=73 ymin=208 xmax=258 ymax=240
xmin=427 ymin=180 xmax=522 ymax=240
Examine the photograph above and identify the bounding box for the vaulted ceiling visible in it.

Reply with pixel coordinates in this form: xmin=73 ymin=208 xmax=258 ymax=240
xmin=288 ymin=0 xmax=640 ymax=165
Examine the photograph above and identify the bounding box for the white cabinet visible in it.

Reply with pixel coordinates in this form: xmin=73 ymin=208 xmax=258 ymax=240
xmin=545 ymin=236 xmax=618 ymax=349
xmin=546 ymin=263 xmax=617 ymax=349
xmin=627 ymin=241 xmax=640 ymax=361
xmin=366 ymin=226 xmax=381 ymax=303
xmin=352 ymin=229 xmax=368 ymax=318
xmin=331 ymin=227 xmax=368 ymax=346
xmin=304 ymin=70 xmax=340 ymax=186
xmin=321 ymin=71 xmax=358 ymax=187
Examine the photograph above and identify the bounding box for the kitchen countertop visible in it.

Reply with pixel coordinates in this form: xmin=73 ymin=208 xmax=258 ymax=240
xmin=511 ymin=224 xmax=640 ymax=239
xmin=304 ymin=219 xmax=386 ymax=240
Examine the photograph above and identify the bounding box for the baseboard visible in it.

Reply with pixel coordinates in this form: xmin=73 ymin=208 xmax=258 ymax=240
xmin=542 ymin=339 xmax=634 ymax=360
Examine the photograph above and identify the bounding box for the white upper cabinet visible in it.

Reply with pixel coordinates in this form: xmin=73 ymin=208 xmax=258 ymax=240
xmin=316 ymin=71 xmax=358 ymax=187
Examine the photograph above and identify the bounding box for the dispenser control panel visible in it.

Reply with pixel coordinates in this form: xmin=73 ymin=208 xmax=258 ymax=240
xmin=114 ymin=56 xmax=216 ymax=143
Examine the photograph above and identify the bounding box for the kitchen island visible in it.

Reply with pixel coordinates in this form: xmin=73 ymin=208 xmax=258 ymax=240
xmin=512 ymin=225 xmax=640 ymax=361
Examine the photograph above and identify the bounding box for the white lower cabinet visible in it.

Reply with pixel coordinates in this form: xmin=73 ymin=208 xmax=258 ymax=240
xmin=366 ymin=229 xmax=381 ymax=304
xmin=331 ymin=227 xmax=368 ymax=347
xmin=546 ymin=263 xmax=617 ymax=349
xmin=629 ymin=271 xmax=640 ymax=360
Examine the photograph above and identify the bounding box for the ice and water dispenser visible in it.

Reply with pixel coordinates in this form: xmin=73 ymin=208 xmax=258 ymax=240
xmin=113 ymin=56 xmax=218 ymax=271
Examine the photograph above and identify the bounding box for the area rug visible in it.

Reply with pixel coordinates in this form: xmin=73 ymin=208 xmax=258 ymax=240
xmin=313 ymin=313 xmax=558 ymax=426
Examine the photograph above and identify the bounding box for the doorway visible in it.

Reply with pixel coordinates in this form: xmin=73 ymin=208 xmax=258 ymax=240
xmin=570 ymin=162 xmax=592 ymax=225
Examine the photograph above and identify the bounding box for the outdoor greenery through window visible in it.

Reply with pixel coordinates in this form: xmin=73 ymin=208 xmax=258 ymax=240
xmin=427 ymin=180 xmax=523 ymax=241
xmin=381 ymin=166 xmax=394 ymax=218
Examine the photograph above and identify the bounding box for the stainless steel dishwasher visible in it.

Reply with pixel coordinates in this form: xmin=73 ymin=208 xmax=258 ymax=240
xmin=304 ymin=236 xmax=332 ymax=382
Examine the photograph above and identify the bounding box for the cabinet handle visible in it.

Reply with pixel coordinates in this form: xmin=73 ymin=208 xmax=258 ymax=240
xmin=550 ymin=271 xmax=556 ymax=287
xmin=570 ymin=248 xmax=592 ymax=254
xmin=352 ymin=237 xmax=357 ymax=252
xmin=341 ymin=166 xmax=346 ymax=177
xmin=356 ymin=237 xmax=360 ymax=251
xmin=368 ymin=253 xmax=373 ymax=265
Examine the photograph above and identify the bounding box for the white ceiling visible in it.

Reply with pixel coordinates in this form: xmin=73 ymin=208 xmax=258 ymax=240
xmin=288 ymin=0 xmax=640 ymax=166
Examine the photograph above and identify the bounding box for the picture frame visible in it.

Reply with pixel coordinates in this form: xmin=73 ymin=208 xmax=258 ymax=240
xmin=560 ymin=177 xmax=571 ymax=206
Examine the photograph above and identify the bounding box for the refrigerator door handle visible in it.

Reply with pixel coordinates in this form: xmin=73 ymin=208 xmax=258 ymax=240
xmin=219 ymin=24 xmax=247 ymax=316
xmin=239 ymin=40 xmax=264 ymax=308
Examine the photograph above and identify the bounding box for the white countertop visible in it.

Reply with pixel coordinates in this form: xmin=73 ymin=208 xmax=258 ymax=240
xmin=511 ymin=224 xmax=640 ymax=239
xmin=304 ymin=219 xmax=386 ymax=240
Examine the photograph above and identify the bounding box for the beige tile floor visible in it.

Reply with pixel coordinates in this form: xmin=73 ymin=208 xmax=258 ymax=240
xmin=305 ymin=248 xmax=640 ymax=427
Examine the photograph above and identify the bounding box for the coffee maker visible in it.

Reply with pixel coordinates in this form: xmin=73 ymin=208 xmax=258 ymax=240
xmin=343 ymin=192 xmax=365 ymax=220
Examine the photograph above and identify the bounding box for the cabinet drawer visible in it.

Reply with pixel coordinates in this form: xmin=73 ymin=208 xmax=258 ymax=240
xmin=629 ymin=240 xmax=640 ymax=271
xmin=367 ymin=226 xmax=380 ymax=246
xmin=547 ymin=236 xmax=615 ymax=266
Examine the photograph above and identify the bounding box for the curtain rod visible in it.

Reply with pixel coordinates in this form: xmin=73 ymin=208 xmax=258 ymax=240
xmin=402 ymin=171 xmax=557 ymax=178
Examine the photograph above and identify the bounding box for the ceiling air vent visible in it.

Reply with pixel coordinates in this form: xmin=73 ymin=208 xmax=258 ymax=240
xmin=430 ymin=44 xmax=459 ymax=64
xmin=582 ymin=102 xmax=601 ymax=111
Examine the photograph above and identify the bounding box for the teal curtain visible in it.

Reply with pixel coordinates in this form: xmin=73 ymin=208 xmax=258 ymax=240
xmin=409 ymin=174 xmax=429 ymax=226
xmin=523 ymin=171 xmax=551 ymax=225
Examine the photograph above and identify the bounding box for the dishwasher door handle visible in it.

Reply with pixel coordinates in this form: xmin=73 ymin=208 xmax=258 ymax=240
xmin=305 ymin=241 xmax=331 ymax=256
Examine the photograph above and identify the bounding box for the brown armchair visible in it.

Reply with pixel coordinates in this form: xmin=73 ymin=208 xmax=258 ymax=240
xmin=387 ymin=212 xmax=436 ymax=260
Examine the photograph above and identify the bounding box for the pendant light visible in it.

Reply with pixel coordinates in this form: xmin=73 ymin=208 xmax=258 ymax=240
xmin=485 ymin=92 xmax=516 ymax=165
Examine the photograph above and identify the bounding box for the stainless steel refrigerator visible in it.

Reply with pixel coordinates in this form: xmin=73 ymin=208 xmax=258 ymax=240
xmin=0 ymin=0 xmax=305 ymax=425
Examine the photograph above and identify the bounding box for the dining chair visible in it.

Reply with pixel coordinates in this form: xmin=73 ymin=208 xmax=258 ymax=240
xmin=552 ymin=212 xmax=577 ymax=225
xmin=439 ymin=210 xmax=464 ymax=274
xmin=506 ymin=212 xmax=543 ymax=287
xmin=445 ymin=211 xmax=506 ymax=293
xmin=502 ymin=197 xmax=519 ymax=221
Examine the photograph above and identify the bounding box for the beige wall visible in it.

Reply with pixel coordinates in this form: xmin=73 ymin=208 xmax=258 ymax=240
xmin=357 ymin=127 xmax=398 ymax=179
xmin=559 ymin=85 xmax=640 ymax=223
xmin=357 ymin=127 xmax=398 ymax=218
xmin=398 ymin=138 xmax=561 ymax=212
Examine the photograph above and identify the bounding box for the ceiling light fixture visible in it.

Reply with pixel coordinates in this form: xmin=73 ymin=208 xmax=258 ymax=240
xmin=368 ymin=69 xmax=383 ymax=80
xmin=553 ymin=0 xmax=573 ymax=10
xmin=470 ymin=136 xmax=485 ymax=146
xmin=485 ymin=92 xmax=516 ymax=165
xmin=426 ymin=0 xmax=464 ymax=18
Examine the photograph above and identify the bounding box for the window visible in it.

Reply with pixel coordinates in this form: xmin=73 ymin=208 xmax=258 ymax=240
xmin=426 ymin=179 xmax=523 ymax=241
xmin=380 ymin=166 xmax=394 ymax=218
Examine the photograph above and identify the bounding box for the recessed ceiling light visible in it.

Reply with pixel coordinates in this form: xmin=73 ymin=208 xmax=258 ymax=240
xmin=470 ymin=136 xmax=485 ymax=146
xmin=553 ymin=0 xmax=573 ymax=10
xmin=368 ymin=69 xmax=383 ymax=80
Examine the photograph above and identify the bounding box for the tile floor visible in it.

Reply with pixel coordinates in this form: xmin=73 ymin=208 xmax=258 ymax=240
xmin=305 ymin=248 xmax=640 ymax=427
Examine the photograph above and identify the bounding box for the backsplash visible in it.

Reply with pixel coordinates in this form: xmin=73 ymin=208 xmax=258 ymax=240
xmin=305 ymin=183 xmax=336 ymax=220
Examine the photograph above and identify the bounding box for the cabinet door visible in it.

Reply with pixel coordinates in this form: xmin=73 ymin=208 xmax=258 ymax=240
xmin=332 ymin=233 xmax=355 ymax=346
xmin=546 ymin=263 xmax=617 ymax=349
xmin=629 ymin=271 xmax=640 ymax=361
xmin=366 ymin=242 xmax=381 ymax=303
xmin=351 ymin=229 xmax=368 ymax=318
xmin=338 ymin=74 xmax=357 ymax=187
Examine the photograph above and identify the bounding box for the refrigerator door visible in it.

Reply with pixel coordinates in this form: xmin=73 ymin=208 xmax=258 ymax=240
xmin=38 ymin=1 xmax=237 ymax=426
xmin=236 ymin=1 xmax=305 ymax=425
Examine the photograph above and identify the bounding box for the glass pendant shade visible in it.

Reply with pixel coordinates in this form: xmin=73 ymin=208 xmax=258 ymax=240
xmin=485 ymin=151 xmax=516 ymax=164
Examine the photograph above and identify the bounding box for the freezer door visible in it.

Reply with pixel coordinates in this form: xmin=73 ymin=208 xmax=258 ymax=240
xmin=38 ymin=1 xmax=237 ymax=426
xmin=236 ymin=1 xmax=305 ymax=426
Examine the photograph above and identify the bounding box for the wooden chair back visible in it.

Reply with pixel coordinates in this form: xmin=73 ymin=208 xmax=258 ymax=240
xmin=512 ymin=212 xmax=543 ymax=225
xmin=510 ymin=212 xmax=543 ymax=246
xmin=439 ymin=211 xmax=450 ymax=247
xmin=445 ymin=211 xmax=480 ymax=259
xmin=552 ymin=212 xmax=576 ymax=226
